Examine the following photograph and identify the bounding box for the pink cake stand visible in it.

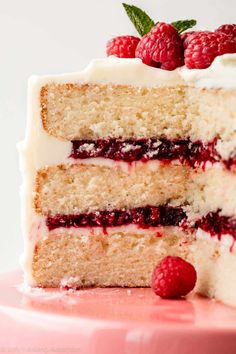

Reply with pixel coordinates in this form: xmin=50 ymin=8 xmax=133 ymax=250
xmin=0 ymin=271 xmax=236 ymax=354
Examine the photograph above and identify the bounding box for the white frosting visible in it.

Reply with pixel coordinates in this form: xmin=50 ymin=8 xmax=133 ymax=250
xmin=196 ymin=228 xmax=235 ymax=251
xmin=49 ymin=223 xmax=167 ymax=238
xmin=19 ymin=75 xmax=72 ymax=284
xmin=181 ymin=54 xmax=236 ymax=88
xmin=28 ymin=54 xmax=236 ymax=90
xmin=29 ymin=56 xmax=184 ymax=88
xmin=19 ymin=54 xmax=236 ymax=284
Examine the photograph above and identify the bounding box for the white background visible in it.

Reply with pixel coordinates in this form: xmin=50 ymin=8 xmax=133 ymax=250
xmin=0 ymin=0 xmax=235 ymax=272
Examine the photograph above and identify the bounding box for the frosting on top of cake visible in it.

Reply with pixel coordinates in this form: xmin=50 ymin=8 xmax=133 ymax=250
xmin=29 ymin=56 xmax=183 ymax=88
xmin=181 ymin=54 xmax=236 ymax=88
xmin=29 ymin=53 xmax=236 ymax=89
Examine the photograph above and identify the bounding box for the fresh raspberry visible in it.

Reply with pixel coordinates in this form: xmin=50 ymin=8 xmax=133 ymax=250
xmin=106 ymin=36 xmax=140 ymax=58
xmin=184 ymin=31 xmax=236 ymax=69
xmin=151 ymin=256 xmax=197 ymax=299
xmin=181 ymin=31 xmax=196 ymax=48
xmin=135 ymin=22 xmax=184 ymax=70
xmin=182 ymin=31 xmax=210 ymax=49
xmin=216 ymin=24 xmax=236 ymax=40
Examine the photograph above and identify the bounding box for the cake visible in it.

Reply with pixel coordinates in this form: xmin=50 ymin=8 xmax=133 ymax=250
xmin=19 ymin=7 xmax=236 ymax=306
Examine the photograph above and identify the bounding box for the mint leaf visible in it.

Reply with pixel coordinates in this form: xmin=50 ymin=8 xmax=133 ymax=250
xmin=171 ymin=19 xmax=197 ymax=34
xmin=122 ymin=3 xmax=155 ymax=36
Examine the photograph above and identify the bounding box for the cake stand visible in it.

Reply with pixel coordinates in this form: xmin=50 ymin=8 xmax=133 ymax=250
xmin=0 ymin=271 xmax=236 ymax=354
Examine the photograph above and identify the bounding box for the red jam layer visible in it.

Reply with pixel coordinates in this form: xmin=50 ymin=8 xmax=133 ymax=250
xmin=46 ymin=206 xmax=187 ymax=231
xmin=195 ymin=210 xmax=236 ymax=240
xmin=70 ymin=138 xmax=236 ymax=169
xmin=70 ymin=138 xmax=218 ymax=166
xmin=47 ymin=208 xmax=236 ymax=242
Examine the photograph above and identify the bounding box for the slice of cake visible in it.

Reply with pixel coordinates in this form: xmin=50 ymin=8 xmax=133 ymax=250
xmin=19 ymin=8 xmax=236 ymax=306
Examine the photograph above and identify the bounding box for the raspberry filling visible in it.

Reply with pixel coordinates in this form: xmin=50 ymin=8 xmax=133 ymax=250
xmin=195 ymin=210 xmax=236 ymax=240
xmin=47 ymin=208 xmax=236 ymax=242
xmin=70 ymin=138 xmax=231 ymax=167
xmin=46 ymin=205 xmax=186 ymax=231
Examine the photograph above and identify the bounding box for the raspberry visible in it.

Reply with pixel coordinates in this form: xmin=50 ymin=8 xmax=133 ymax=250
xmin=135 ymin=22 xmax=184 ymax=70
xmin=181 ymin=31 xmax=196 ymax=48
xmin=216 ymin=24 xmax=236 ymax=40
xmin=106 ymin=36 xmax=140 ymax=58
xmin=151 ymin=256 xmax=197 ymax=298
xmin=182 ymin=31 xmax=210 ymax=49
xmin=184 ymin=31 xmax=236 ymax=69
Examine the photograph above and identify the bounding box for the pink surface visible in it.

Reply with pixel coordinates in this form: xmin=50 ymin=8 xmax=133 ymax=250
xmin=0 ymin=271 xmax=236 ymax=354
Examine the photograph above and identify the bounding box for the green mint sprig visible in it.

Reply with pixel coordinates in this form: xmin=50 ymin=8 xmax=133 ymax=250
xmin=122 ymin=3 xmax=155 ymax=37
xmin=122 ymin=3 xmax=197 ymax=36
xmin=171 ymin=19 xmax=197 ymax=34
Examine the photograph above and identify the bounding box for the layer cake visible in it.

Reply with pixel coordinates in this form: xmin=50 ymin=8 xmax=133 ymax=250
xmin=19 ymin=54 xmax=236 ymax=306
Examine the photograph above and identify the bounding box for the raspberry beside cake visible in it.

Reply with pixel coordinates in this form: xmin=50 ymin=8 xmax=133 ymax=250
xmin=19 ymin=7 xmax=236 ymax=306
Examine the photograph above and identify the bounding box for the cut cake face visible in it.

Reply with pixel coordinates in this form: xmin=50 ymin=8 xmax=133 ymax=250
xmin=19 ymin=55 xmax=236 ymax=306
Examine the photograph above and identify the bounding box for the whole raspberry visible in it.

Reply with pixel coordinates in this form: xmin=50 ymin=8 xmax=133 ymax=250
xmin=135 ymin=22 xmax=184 ymax=70
xmin=182 ymin=31 xmax=210 ymax=49
xmin=184 ymin=32 xmax=236 ymax=69
xmin=151 ymin=256 xmax=197 ymax=299
xmin=181 ymin=31 xmax=196 ymax=48
xmin=106 ymin=36 xmax=140 ymax=58
xmin=216 ymin=24 xmax=236 ymax=40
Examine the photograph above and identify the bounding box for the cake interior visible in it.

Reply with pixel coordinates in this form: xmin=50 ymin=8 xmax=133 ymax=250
xmin=21 ymin=75 xmax=236 ymax=307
